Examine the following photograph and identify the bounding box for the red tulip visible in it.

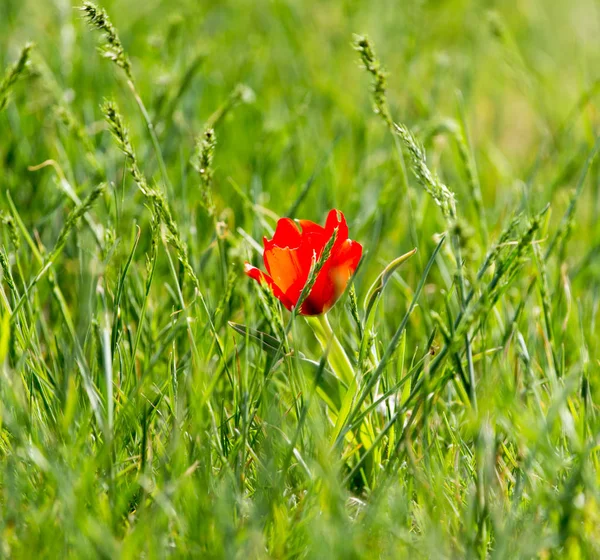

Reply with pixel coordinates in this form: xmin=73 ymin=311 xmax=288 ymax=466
xmin=245 ymin=209 xmax=362 ymax=315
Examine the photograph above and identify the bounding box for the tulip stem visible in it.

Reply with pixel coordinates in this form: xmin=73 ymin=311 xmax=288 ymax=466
xmin=306 ymin=314 xmax=355 ymax=386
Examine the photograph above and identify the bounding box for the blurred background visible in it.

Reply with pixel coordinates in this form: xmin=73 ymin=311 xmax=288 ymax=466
xmin=2 ymin=0 xmax=600 ymax=244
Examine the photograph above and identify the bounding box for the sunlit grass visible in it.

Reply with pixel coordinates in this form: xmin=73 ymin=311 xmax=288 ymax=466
xmin=1 ymin=0 xmax=600 ymax=557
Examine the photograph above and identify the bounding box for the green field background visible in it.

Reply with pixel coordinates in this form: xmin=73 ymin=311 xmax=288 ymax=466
xmin=1 ymin=0 xmax=600 ymax=557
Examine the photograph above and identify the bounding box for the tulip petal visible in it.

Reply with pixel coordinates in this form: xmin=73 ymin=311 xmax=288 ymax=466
xmin=263 ymin=246 xmax=311 ymax=301
xmin=264 ymin=218 xmax=301 ymax=251
xmin=244 ymin=263 xmax=294 ymax=310
xmin=332 ymin=239 xmax=363 ymax=270
xmin=298 ymin=219 xmax=325 ymax=237
xmin=324 ymin=209 xmax=349 ymax=244
xmin=297 ymin=219 xmax=330 ymax=258
xmin=263 ymin=218 xmax=304 ymax=277
xmin=300 ymin=239 xmax=363 ymax=315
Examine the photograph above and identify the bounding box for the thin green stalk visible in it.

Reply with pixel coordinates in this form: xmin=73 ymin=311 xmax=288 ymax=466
xmin=305 ymin=314 xmax=354 ymax=386
xmin=125 ymin=78 xmax=174 ymax=197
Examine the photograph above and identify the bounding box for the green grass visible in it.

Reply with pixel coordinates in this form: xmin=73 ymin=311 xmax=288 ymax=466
xmin=1 ymin=0 xmax=600 ymax=557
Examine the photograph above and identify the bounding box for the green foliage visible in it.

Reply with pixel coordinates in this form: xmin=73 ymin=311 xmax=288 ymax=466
xmin=0 ymin=42 xmax=32 ymax=112
xmin=1 ymin=0 xmax=600 ymax=557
